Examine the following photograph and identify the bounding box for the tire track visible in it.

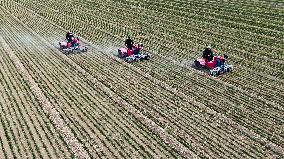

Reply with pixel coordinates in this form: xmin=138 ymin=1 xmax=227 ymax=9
xmin=0 ymin=12 xmax=179 ymax=158
xmin=0 ymin=9 xmax=179 ymax=158
xmin=0 ymin=8 xmax=197 ymax=159
xmin=0 ymin=5 xmax=194 ymax=158
xmin=4 ymin=3 xmax=284 ymax=157
xmin=0 ymin=49 xmax=35 ymax=158
xmin=0 ymin=76 xmax=14 ymax=159
xmin=2 ymin=2 xmax=284 ymax=158
xmin=0 ymin=44 xmax=72 ymax=158
xmin=0 ymin=36 xmax=90 ymax=159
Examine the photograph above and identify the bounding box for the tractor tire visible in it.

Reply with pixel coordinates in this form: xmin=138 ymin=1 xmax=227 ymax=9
xmin=145 ymin=55 xmax=150 ymax=60
xmin=194 ymin=60 xmax=200 ymax=68
xmin=227 ymin=67 xmax=232 ymax=72
xmin=126 ymin=58 xmax=133 ymax=63
xmin=224 ymin=54 xmax=228 ymax=59
xmin=212 ymin=71 xmax=218 ymax=77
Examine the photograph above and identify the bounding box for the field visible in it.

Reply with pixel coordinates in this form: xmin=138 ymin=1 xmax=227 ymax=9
xmin=0 ymin=0 xmax=283 ymax=158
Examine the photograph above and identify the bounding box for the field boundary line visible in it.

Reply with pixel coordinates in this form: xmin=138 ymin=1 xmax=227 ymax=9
xmin=0 ymin=36 xmax=90 ymax=159
xmin=1 ymin=7 xmax=198 ymax=158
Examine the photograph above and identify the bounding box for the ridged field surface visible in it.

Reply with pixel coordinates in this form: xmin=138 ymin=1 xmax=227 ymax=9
xmin=0 ymin=0 xmax=283 ymax=158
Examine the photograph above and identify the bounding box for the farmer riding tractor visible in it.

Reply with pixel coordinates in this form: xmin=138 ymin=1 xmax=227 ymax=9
xmin=117 ymin=37 xmax=151 ymax=63
xmin=59 ymin=31 xmax=88 ymax=54
xmin=193 ymin=46 xmax=233 ymax=76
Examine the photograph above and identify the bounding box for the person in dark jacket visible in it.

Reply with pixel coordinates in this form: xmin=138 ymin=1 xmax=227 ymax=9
xmin=203 ymin=46 xmax=214 ymax=61
xmin=66 ymin=31 xmax=74 ymax=43
xmin=125 ymin=36 xmax=134 ymax=50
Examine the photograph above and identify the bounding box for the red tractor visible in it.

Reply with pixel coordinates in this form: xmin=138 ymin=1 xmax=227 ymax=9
xmin=59 ymin=37 xmax=88 ymax=54
xmin=118 ymin=43 xmax=151 ymax=63
xmin=193 ymin=47 xmax=233 ymax=76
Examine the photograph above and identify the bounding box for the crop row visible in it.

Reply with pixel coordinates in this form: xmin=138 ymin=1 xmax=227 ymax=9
xmin=7 ymin=0 xmax=284 ymax=109
xmin=82 ymin=0 xmax=283 ymax=47
xmin=11 ymin=0 xmax=284 ymax=143
xmin=152 ymin=0 xmax=284 ymax=20
xmin=135 ymin=0 xmax=284 ymax=26
xmin=115 ymin=48 xmax=284 ymax=150
xmin=0 ymin=39 xmax=73 ymax=158
xmin=2 ymin=1 xmax=284 ymax=158
xmin=15 ymin=0 xmax=284 ymax=59
xmin=10 ymin=0 xmax=284 ymax=94
xmin=6 ymin=5 xmax=284 ymax=158
xmin=0 ymin=8 xmax=182 ymax=158
xmin=14 ymin=0 xmax=284 ymax=78
xmin=53 ymin=0 xmax=284 ymax=53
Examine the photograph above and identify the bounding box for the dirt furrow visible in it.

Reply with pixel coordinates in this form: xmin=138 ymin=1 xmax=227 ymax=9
xmin=0 ymin=9 xmax=178 ymax=158
xmin=3 ymin=4 xmax=280 ymax=158
xmin=1 ymin=1 xmax=283 ymax=158
xmin=2 ymin=12 xmax=197 ymax=159
xmin=0 ymin=68 xmax=15 ymax=159
xmin=1 ymin=44 xmax=73 ymax=158
xmin=0 ymin=36 xmax=90 ymax=159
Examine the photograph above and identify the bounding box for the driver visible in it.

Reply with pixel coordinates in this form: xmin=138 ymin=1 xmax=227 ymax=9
xmin=66 ymin=31 xmax=74 ymax=43
xmin=203 ymin=46 xmax=214 ymax=61
xmin=125 ymin=36 xmax=134 ymax=50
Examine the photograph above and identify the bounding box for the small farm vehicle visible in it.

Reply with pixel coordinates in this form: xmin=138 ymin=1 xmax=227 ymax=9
xmin=193 ymin=47 xmax=233 ymax=76
xmin=117 ymin=43 xmax=151 ymax=63
xmin=59 ymin=37 xmax=88 ymax=54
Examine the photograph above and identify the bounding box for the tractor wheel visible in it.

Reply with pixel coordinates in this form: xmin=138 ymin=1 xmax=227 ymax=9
xmin=224 ymin=54 xmax=228 ymax=59
xmin=212 ymin=71 xmax=218 ymax=77
xmin=145 ymin=55 xmax=150 ymax=60
xmin=126 ymin=58 xmax=133 ymax=63
xmin=194 ymin=60 xmax=200 ymax=68
xmin=227 ymin=67 xmax=232 ymax=72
